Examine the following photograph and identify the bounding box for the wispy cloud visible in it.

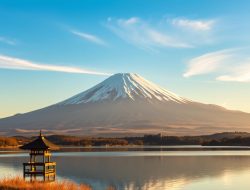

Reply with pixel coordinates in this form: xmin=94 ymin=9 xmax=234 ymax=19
xmin=106 ymin=17 xmax=192 ymax=51
xmin=0 ymin=36 xmax=16 ymax=45
xmin=106 ymin=16 xmax=217 ymax=51
xmin=0 ymin=54 xmax=110 ymax=76
xmin=183 ymin=49 xmax=233 ymax=77
xmin=171 ymin=18 xmax=215 ymax=31
xmin=71 ymin=30 xmax=106 ymax=46
xmin=184 ymin=48 xmax=250 ymax=82
xmin=217 ymin=64 xmax=250 ymax=82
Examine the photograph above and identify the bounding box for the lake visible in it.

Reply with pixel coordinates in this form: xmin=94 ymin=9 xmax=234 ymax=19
xmin=1 ymin=146 xmax=250 ymax=190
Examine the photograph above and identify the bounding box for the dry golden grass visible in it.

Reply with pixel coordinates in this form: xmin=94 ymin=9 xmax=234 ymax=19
xmin=0 ymin=176 xmax=91 ymax=190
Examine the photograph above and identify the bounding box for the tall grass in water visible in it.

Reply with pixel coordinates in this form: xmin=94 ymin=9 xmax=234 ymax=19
xmin=0 ymin=176 xmax=91 ymax=190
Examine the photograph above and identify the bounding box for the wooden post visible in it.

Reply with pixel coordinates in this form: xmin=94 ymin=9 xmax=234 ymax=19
xmin=23 ymin=164 xmax=25 ymax=179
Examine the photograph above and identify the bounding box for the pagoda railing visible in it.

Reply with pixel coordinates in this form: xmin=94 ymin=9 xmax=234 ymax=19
xmin=23 ymin=162 xmax=56 ymax=180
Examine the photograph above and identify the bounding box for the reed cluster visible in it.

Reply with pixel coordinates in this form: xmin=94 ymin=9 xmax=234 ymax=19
xmin=0 ymin=176 xmax=91 ymax=190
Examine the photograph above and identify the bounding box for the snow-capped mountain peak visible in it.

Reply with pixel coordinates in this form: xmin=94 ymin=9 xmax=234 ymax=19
xmin=2 ymin=73 xmax=250 ymax=137
xmin=58 ymin=73 xmax=189 ymax=105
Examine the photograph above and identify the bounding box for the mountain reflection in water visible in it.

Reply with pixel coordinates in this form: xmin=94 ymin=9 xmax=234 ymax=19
xmin=1 ymin=149 xmax=250 ymax=190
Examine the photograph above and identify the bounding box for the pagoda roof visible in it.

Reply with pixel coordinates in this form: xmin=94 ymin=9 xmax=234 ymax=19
xmin=20 ymin=131 xmax=59 ymax=150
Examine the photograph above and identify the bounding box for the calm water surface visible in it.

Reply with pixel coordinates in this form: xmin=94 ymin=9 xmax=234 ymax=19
xmin=1 ymin=146 xmax=250 ymax=190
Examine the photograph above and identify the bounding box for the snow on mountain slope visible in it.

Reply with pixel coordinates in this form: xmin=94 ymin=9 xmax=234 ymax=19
xmin=1 ymin=73 xmax=250 ymax=136
xmin=58 ymin=73 xmax=189 ymax=105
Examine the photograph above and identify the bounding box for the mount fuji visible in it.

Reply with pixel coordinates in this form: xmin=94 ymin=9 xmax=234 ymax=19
xmin=1 ymin=73 xmax=250 ymax=136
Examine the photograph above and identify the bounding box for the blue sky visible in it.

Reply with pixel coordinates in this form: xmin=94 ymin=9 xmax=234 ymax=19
xmin=1 ymin=0 xmax=250 ymax=118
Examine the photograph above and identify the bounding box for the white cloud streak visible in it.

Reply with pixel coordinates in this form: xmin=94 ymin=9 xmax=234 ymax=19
xmin=0 ymin=54 xmax=110 ymax=76
xmin=71 ymin=30 xmax=106 ymax=46
xmin=0 ymin=36 xmax=16 ymax=45
xmin=106 ymin=17 xmax=192 ymax=51
xmin=183 ymin=49 xmax=233 ymax=77
xmin=216 ymin=64 xmax=250 ymax=82
xmin=171 ymin=18 xmax=215 ymax=31
xmin=184 ymin=48 xmax=250 ymax=82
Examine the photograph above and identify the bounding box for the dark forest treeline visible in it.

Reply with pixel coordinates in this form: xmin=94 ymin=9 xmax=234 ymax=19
xmin=44 ymin=134 xmax=205 ymax=146
xmin=202 ymin=136 xmax=250 ymax=146
xmin=47 ymin=135 xmax=132 ymax=146
xmin=1 ymin=132 xmax=250 ymax=147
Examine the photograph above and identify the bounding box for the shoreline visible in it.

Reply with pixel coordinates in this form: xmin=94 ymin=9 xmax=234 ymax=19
xmin=1 ymin=145 xmax=250 ymax=152
xmin=2 ymin=131 xmax=250 ymax=148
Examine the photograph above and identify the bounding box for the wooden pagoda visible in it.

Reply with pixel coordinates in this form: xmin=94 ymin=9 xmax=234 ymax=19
xmin=20 ymin=131 xmax=59 ymax=182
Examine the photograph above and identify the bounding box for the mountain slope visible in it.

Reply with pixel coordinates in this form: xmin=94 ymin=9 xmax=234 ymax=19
xmin=0 ymin=73 xmax=250 ymax=136
xmin=58 ymin=73 xmax=189 ymax=104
